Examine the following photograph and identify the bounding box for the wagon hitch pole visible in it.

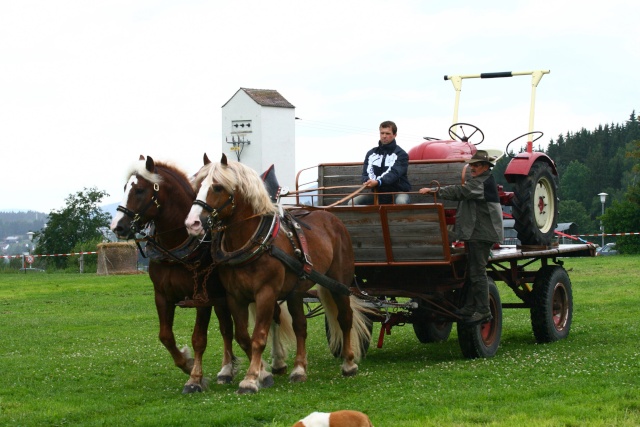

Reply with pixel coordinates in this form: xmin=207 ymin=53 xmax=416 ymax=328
xmin=444 ymin=70 xmax=550 ymax=152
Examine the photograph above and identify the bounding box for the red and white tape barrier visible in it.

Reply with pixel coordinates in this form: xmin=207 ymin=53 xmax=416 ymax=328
xmin=575 ymin=232 xmax=640 ymax=237
xmin=0 ymin=251 xmax=97 ymax=260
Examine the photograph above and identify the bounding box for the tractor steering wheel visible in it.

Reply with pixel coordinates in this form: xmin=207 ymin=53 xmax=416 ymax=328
xmin=505 ymin=131 xmax=544 ymax=158
xmin=448 ymin=123 xmax=484 ymax=146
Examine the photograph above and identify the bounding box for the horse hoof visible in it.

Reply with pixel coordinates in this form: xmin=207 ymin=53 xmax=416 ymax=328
xmin=217 ymin=375 xmax=233 ymax=385
xmin=342 ymin=367 xmax=358 ymax=377
xmin=271 ymin=365 xmax=287 ymax=376
xmin=261 ymin=374 xmax=275 ymax=389
xmin=342 ymin=362 xmax=359 ymax=377
xmin=182 ymin=383 xmax=203 ymax=394
xmin=289 ymin=372 xmax=307 ymax=383
xmin=237 ymin=380 xmax=259 ymax=394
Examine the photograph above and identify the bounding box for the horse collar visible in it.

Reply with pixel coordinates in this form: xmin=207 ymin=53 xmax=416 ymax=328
xmin=213 ymin=214 xmax=279 ymax=267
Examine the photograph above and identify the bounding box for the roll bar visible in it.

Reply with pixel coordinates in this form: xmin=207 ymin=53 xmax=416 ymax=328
xmin=444 ymin=70 xmax=550 ymax=137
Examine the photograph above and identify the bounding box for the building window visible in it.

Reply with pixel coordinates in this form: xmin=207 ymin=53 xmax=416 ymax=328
xmin=231 ymin=120 xmax=252 ymax=134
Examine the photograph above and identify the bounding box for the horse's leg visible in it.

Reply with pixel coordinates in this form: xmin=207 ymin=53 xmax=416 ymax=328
xmin=285 ymin=293 xmax=309 ymax=383
xmin=182 ymin=306 xmax=212 ymax=394
xmin=227 ymin=298 xmax=263 ymax=393
xmin=333 ymin=293 xmax=358 ymax=376
xmin=155 ymin=293 xmax=194 ymax=375
xmin=237 ymin=292 xmax=278 ymax=394
xmin=212 ymin=296 xmax=238 ymax=384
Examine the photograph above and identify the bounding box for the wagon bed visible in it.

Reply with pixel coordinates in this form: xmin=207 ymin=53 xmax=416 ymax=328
xmin=288 ymin=160 xmax=595 ymax=358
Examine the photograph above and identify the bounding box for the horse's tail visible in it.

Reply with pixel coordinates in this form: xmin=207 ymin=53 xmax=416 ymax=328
xmin=248 ymin=302 xmax=295 ymax=368
xmin=273 ymin=301 xmax=296 ymax=350
xmin=317 ymin=287 xmax=373 ymax=363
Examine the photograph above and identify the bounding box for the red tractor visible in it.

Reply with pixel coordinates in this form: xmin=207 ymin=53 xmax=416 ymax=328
xmin=408 ymin=70 xmax=558 ymax=246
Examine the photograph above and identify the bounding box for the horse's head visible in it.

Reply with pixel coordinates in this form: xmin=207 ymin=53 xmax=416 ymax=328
xmin=110 ymin=155 xmax=164 ymax=239
xmin=185 ymin=154 xmax=278 ymax=237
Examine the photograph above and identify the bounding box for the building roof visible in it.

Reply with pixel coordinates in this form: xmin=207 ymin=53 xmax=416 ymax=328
xmin=222 ymin=88 xmax=295 ymax=109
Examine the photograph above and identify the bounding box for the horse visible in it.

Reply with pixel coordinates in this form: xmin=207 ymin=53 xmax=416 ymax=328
xmin=110 ymin=155 xmax=293 ymax=393
xmin=184 ymin=154 xmax=372 ymax=394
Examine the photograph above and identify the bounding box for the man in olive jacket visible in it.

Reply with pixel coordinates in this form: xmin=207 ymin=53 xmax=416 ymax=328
xmin=419 ymin=150 xmax=503 ymax=324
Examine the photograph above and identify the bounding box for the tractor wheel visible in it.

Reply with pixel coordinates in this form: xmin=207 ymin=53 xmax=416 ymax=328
xmin=512 ymin=161 xmax=558 ymax=246
xmin=457 ymin=278 xmax=502 ymax=359
xmin=413 ymin=319 xmax=453 ymax=343
xmin=530 ymin=265 xmax=573 ymax=343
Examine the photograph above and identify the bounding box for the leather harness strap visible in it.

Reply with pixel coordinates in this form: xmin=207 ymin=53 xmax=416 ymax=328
xmin=282 ymin=213 xmax=313 ymax=275
xmin=269 ymin=246 xmax=351 ymax=296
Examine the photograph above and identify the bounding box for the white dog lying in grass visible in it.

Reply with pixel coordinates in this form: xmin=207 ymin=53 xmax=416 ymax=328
xmin=292 ymin=410 xmax=373 ymax=427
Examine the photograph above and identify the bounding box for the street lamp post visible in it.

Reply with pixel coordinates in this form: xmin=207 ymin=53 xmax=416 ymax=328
xmin=598 ymin=193 xmax=608 ymax=248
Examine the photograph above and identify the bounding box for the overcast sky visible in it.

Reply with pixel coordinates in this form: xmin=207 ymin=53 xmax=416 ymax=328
xmin=1 ymin=0 xmax=638 ymax=213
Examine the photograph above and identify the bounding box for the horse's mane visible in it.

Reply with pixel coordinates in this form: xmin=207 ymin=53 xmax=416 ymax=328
xmin=190 ymin=163 xmax=213 ymax=192
xmin=206 ymin=160 xmax=278 ymax=216
xmin=126 ymin=159 xmax=191 ymax=193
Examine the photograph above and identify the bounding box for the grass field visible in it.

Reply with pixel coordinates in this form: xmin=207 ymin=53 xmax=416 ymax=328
xmin=1 ymin=255 xmax=639 ymax=426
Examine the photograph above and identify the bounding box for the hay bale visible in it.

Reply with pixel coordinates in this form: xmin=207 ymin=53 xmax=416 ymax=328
xmin=97 ymin=242 xmax=138 ymax=275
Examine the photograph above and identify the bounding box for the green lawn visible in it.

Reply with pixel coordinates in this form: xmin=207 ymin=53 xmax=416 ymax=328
xmin=1 ymin=256 xmax=639 ymax=426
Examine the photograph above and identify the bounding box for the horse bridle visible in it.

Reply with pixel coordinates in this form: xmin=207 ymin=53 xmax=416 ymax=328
xmin=193 ymin=193 xmax=235 ymax=229
xmin=116 ymin=182 xmax=161 ymax=236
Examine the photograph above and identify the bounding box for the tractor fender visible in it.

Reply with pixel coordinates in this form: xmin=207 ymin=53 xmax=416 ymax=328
xmin=504 ymin=152 xmax=557 ymax=183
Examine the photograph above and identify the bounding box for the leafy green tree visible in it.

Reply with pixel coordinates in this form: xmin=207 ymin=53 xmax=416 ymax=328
xmin=559 ymin=199 xmax=595 ymax=235
xmin=36 ymin=188 xmax=111 ymax=269
xmin=66 ymin=236 xmax=103 ymax=273
xmin=602 ymin=200 xmax=640 ymax=254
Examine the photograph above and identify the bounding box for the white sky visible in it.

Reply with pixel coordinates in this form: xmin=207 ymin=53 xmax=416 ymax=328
xmin=1 ymin=0 xmax=638 ymax=213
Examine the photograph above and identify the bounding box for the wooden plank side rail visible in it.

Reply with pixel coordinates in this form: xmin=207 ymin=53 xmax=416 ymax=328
xmin=316 ymin=160 xmax=469 ymax=207
xmin=327 ymin=203 xmax=453 ymax=264
xmin=290 ymin=160 xmax=469 ymax=264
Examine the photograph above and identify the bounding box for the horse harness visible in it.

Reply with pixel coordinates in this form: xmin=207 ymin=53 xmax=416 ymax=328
xmin=209 ymin=209 xmax=351 ymax=297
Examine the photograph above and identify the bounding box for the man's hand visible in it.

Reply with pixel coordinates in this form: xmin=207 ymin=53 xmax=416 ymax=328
xmin=364 ymin=179 xmax=379 ymax=188
xmin=419 ymin=187 xmax=435 ymax=194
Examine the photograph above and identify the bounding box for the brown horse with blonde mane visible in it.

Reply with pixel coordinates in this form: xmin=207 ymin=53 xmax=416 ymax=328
xmin=185 ymin=154 xmax=372 ymax=394
xmin=111 ymin=155 xmax=293 ymax=393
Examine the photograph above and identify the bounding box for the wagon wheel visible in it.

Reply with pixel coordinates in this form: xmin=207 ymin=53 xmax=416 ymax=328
xmin=530 ymin=265 xmax=573 ymax=343
xmin=413 ymin=319 xmax=453 ymax=343
xmin=325 ymin=315 xmax=373 ymax=358
xmin=456 ymin=278 xmax=503 ymax=359
xmin=512 ymin=161 xmax=559 ymax=246
xmin=411 ymin=299 xmax=452 ymax=343
xmin=448 ymin=123 xmax=484 ymax=145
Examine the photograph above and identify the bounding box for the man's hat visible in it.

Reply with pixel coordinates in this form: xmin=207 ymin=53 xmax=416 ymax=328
xmin=466 ymin=150 xmax=498 ymax=166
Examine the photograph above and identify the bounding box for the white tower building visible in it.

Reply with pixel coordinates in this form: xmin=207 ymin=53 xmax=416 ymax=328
xmin=221 ymin=88 xmax=296 ymax=190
